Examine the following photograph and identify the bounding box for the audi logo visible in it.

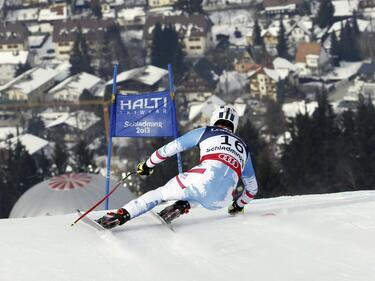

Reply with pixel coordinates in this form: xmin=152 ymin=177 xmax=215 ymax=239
xmin=218 ymin=154 xmax=239 ymax=168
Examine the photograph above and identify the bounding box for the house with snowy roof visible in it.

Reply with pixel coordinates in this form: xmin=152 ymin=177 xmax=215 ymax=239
xmin=286 ymin=19 xmax=313 ymax=45
xmin=143 ymin=14 xmax=212 ymax=58
xmin=117 ymin=7 xmax=146 ymax=27
xmin=45 ymin=111 xmax=101 ymax=144
xmin=0 ymin=127 xmax=21 ymax=142
xmin=177 ymin=58 xmax=223 ymax=103
xmin=0 ymin=50 xmax=29 ymax=85
xmin=359 ymin=0 xmax=375 ymax=15
xmin=188 ymin=95 xmax=246 ymax=129
xmin=326 ymin=18 xmax=370 ymax=38
xmin=0 ymin=133 xmax=51 ymax=156
xmin=263 ymin=0 xmax=304 ymax=15
xmin=38 ymin=4 xmax=69 ymax=22
xmin=148 ymin=0 xmax=177 ymax=8
xmin=52 ymin=19 xmax=115 ymax=61
xmin=5 ymin=7 xmax=39 ymax=22
xmin=234 ymin=50 xmax=259 ymax=74
xmin=261 ymin=19 xmax=294 ymax=55
xmin=47 ymin=72 xmax=105 ymax=102
xmin=0 ymin=22 xmax=29 ymax=53
xmin=332 ymin=0 xmax=359 ymax=19
xmin=249 ymin=67 xmax=284 ymax=101
xmin=106 ymin=65 xmax=169 ymax=94
xmin=0 ymin=67 xmax=59 ymax=102
xmin=295 ymin=42 xmax=331 ymax=76
xmin=188 ymin=95 xmax=225 ymax=127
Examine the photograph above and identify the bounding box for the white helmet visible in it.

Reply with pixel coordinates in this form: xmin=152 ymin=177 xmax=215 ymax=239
xmin=210 ymin=105 xmax=239 ymax=132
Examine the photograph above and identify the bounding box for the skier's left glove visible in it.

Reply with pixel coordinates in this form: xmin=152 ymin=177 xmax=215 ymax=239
xmin=228 ymin=200 xmax=244 ymax=216
xmin=137 ymin=162 xmax=154 ymax=176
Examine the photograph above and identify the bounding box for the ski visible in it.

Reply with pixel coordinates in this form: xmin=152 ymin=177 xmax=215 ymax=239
xmin=76 ymin=210 xmax=106 ymax=231
xmin=151 ymin=211 xmax=175 ymax=232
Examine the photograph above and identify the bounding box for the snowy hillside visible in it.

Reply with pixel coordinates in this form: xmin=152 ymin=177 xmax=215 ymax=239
xmin=1 ymin=191 xmax=375 ymax=281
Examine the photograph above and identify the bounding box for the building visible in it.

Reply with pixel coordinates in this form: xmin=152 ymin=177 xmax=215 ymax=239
xmin=177 ymin=58 xmax=222 ymax=103
xmin=107 ymin=65 xmax=169 ymax=93
xmin=116 ymin=7 xmax=145 ymax=27
xmin=0 ymin=22 xmax=29 ymax=53
xmin=5 ymin=8 xmax=39 ymax=22
xmin=38 ymin=4 xmax=69 ymax=22
xmin=0 ymin=133 xmax=50 ymax=156
xmin=52 ymin=19 xmax=115 ymax=61
xmin=0 ymin=50 xmax=29 ymax=85
xmin=47 ymin=72 xmax=105 ymax=102
xmin=143 ymin=14 xmax=212 ymax=58
xmin=295 ymin=42 xmax=331 ymax=76
xmin=263 ymin=0 xmax=304 ymax=15
xmin=148 ymin=0 xmax=177 ymax=8
xmin=249 ymin=67 xmax=282 ymax=101
xmin=286 ymin=19 xmax=313 ymax=45
xmin=0 ymin=67 xmax=59 ymax=102
xmin=45 ymin=111 xmax=101 ymax=143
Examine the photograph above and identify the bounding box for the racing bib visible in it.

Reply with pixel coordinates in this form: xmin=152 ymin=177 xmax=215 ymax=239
xmin=198 ymin=128 xmax=248 ymax=177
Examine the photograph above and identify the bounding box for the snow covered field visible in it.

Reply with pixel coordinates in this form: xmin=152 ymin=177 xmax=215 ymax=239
xmin=1 ymin=191 xmax=375 ymax=281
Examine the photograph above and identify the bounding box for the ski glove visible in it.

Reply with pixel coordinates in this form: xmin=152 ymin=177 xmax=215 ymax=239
xmin=228 ymin=200 xmax=244 ymax=215
xmin=96 ymin=208 xmax=131 ymax=229
xmin=137 ymin=162 xmax=154 ymax=176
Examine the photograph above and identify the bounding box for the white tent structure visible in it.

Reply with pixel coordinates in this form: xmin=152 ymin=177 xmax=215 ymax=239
xmin=10 ymin=173 xmax=135 ymax=218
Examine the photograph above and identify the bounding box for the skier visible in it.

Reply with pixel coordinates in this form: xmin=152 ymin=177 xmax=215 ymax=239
xmin=97 ymin=105 xmax=258 ymax=229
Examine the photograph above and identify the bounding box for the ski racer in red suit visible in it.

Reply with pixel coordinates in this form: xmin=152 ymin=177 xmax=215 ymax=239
xmin=97 ymin=105 xmax=259 ymax=229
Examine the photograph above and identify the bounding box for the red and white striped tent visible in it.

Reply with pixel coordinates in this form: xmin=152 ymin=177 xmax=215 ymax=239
xmin=10 ymin=173 xmax=135 ymax=218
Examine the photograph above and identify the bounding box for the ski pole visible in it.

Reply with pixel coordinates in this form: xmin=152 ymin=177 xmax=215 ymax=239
xmin=71 ymin=171 xmax=136 ymax=227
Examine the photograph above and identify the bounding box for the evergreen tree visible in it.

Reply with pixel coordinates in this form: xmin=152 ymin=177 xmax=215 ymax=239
xmin=237 ymin=117 xmax=286 ymax=197
xmin=53 ymin=143 xmax=69 ymax=175
xmin=69 ymin=29 xmax=94 ymax=75
xmin=74 ymin=139 xmax=94 ymax=172
xmin=1 ymin=140 xmax=40 ymax=217
xmin=349 ymin=17 xmax=362 ymax=61
xmin=310 ymin=93 xmax=340 ymax=192
xmin=174 ymin=0 xmax=203 ymax=15
xmin=316 ymin=0 xmax=335 ymax=28
xmin=252 ymin=19 xmax=263 ymax=47
xmin=339 ymin=20 xmax=362 ymax=61
xmin=282 ymin=93 xmax=339 ymax=194
xmin=98 ymin=24 xmax=129 ymax=78
xmin=89 ymin=0 xmax=102 ymax=19
xmin=151 ymin=23 xmax=164 ymax=68
xmin=108 ymin=25 xmax=129 ymax=72
xmin=282 ymin=112 xmax=316 ymax=194
xmin=151 ymin=24 xmax=185 ymax=80
xmin=15 ymin=62 xmax=31 ymax=77
xmin=330 ymin=31 xmax=341 ymax=65
xmin=276 ymin=19 xmax=288 ymax=59
xmin=335 ymin=109 xmax=358 ymax=190
xmin=27 ymin=113 xmax=45 ymax=138
xmin=354 ymin=99 xmax=375 ymax=188
xmin=98 ymin=31 xmax=113 ymax=79
xmin=264 ymin=99 xmax=286 ymax=137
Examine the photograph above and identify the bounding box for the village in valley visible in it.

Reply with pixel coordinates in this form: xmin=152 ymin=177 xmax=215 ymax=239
xmin=0 ymin=0 xmax=375 ymax=217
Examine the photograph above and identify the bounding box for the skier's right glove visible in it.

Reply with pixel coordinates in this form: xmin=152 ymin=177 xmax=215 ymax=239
xmin=137 ymin=162 xmax=154 ymax=176
xmin=228 ymin=200 xmax=244 ymax=216
xmin=96 ymin=208 xmax=131 ymax=229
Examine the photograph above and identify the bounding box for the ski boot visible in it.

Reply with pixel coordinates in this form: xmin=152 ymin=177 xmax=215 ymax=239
xmin=158 ymin=200 xmax=191 ymax=224
xmin=96 ymin=208 xmax=131 ymax=229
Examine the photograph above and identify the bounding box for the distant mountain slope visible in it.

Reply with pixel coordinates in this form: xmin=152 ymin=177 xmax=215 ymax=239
xmin=1 ymin=191 xmax=375 ymax=281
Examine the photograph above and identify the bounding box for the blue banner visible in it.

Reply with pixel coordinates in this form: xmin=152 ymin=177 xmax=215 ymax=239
xmin=112 ymin=91 xmax=174 ymax=138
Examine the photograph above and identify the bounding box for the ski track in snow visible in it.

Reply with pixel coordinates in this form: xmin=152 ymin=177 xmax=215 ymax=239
xmin=1 ymin=191 xmax=375 ymax=281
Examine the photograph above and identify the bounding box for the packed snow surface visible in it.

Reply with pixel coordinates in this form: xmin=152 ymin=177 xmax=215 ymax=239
xmin=1 ymin=191 xmax=375 ymax=281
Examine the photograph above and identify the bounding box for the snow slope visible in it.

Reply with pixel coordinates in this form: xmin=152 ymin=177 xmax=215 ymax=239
xmin=1 ymin=191 xmax=375 ymax=281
